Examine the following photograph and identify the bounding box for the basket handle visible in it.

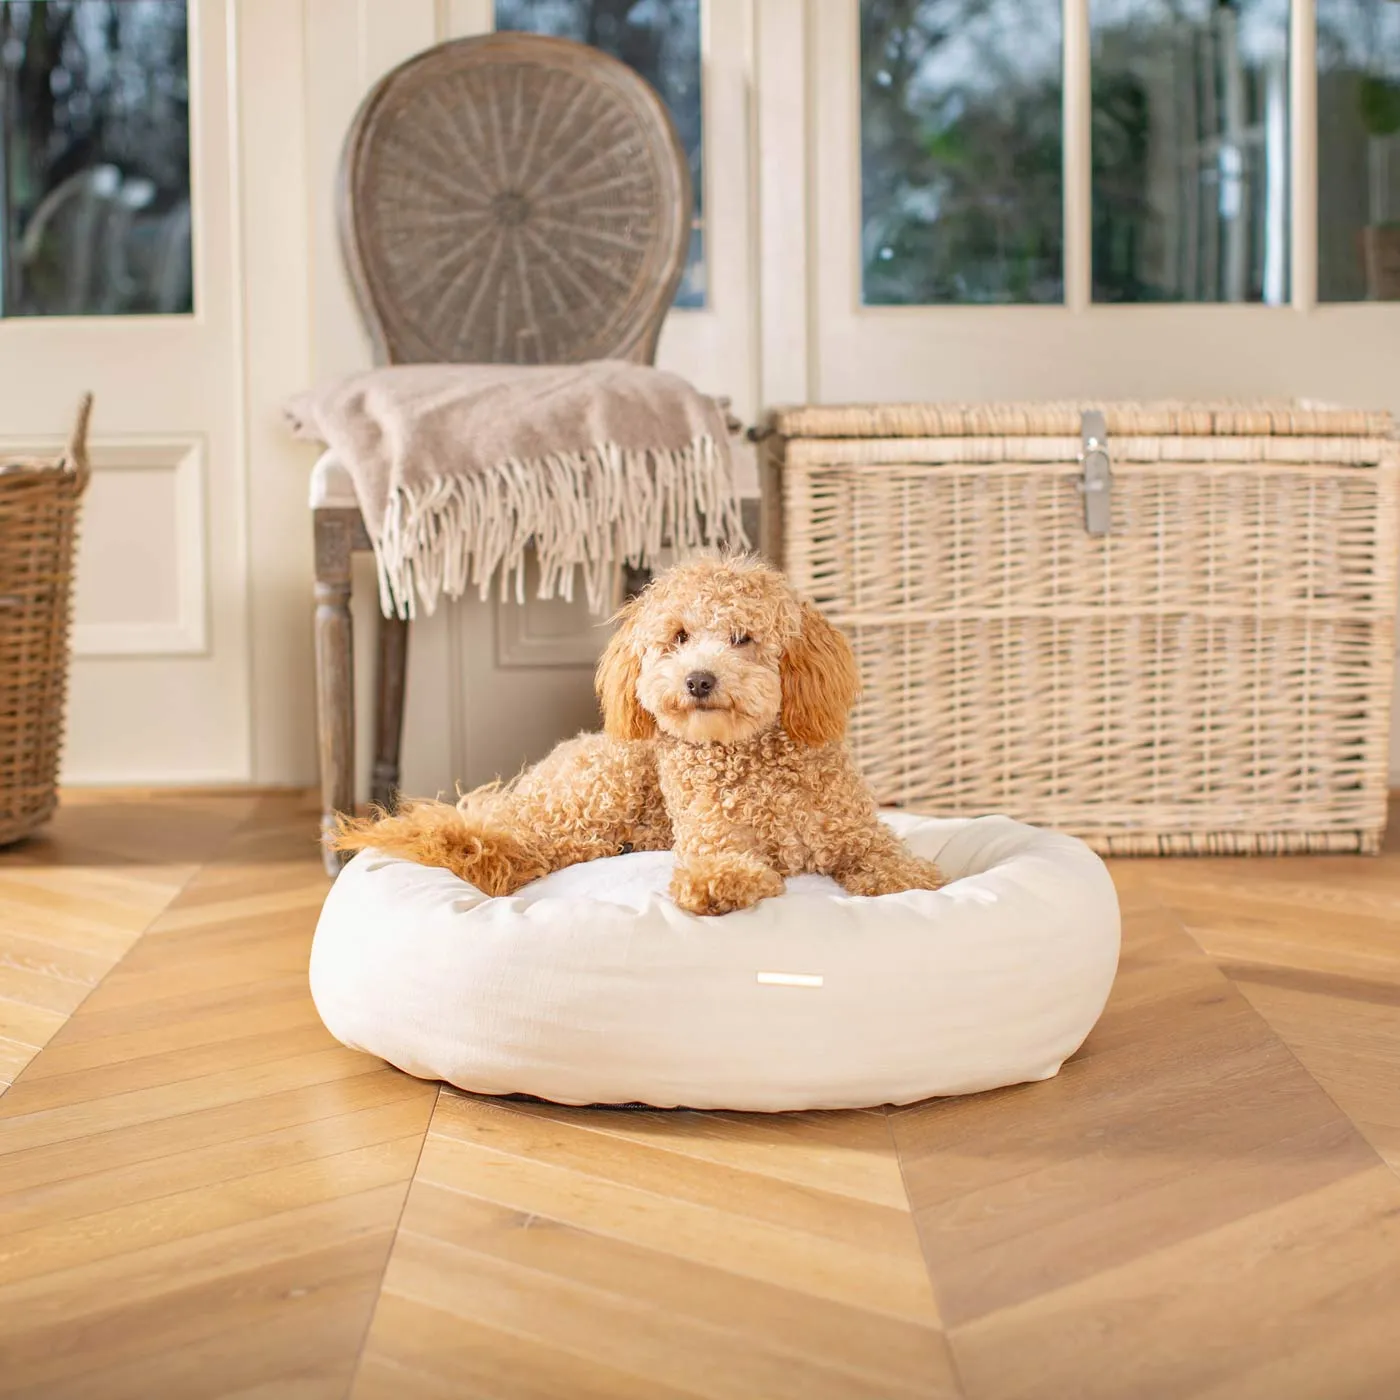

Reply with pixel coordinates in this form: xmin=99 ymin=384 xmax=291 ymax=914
xmin=63 ymin=393 xmax=94 ymax=492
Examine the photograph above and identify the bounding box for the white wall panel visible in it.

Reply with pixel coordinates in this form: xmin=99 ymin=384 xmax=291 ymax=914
xmin=70 ymin=439 xmax=207 ymax=657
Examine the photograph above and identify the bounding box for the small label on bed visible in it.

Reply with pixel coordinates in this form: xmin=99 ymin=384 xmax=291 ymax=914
xmin=756 ymin=971 xmax=824 ymax=988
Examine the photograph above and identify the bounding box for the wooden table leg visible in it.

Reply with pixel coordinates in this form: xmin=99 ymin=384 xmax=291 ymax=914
xmin=371 ymin=613 xmax=409 ymax=812
xmin=314 ymin=509 xmax=357 ymax=875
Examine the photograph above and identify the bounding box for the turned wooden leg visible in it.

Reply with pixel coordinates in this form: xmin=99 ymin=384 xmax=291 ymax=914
xmin=314 ymin=509 xmax=357 ymax=876
xmin=371 ymin=613 xmax=409 ymax=812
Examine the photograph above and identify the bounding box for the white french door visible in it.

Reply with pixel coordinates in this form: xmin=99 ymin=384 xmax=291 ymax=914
xmin=0 ymin=0 xmax=252 ymax=785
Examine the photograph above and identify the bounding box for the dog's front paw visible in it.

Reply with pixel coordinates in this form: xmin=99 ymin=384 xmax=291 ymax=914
xmin=836 ymin=854 xmax=947 ymax=897
xmin=671 ymin=855 xmax=785 ymax=916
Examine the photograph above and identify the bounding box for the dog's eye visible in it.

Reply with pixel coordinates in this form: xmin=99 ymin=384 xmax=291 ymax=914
xmin=731 ymin=633 xmax=753 ymax=647
xmin=671 ymin=628 xmax=688 ymax=647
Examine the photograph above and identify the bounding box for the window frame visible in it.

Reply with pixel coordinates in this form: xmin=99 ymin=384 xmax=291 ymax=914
xmin=0 ymin=0 xmax=197 ymax=321
xmin=848 ymin=0 xmax=1320 ymax=312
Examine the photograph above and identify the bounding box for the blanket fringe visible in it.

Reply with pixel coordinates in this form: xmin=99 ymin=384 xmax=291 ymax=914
xmin=374 ymin=435 xmax=745 ymax=618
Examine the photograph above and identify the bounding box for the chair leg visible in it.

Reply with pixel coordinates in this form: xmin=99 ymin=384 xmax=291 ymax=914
xmin=371 ymin=613 xmax=409 ymax=812
xmin=314 ymin=509 xmax=356 ymax=876
xmin=622 ymin=563 xmax=651 ymax=600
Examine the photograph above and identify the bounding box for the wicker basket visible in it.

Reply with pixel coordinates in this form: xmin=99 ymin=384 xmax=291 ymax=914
xmin=0 ymin=395 xmax=92 ymax=845
xmin=765 ymin=401 xmax=1400 ymax=855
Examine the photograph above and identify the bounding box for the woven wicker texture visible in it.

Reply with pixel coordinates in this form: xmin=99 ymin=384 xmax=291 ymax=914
xmin=775 ymin=402 xmax=1399 ymax=856
xmin=0 ymin=396 xmax=91 ymax=845
xmin=770 ymin=401 xmax=1394 ymax=440
xmin=339 ymin=32 xmax=691 ymax=368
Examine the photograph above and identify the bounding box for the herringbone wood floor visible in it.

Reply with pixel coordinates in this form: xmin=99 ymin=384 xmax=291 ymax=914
xmin=1 ymin=791 xmax=1398 ymax=1399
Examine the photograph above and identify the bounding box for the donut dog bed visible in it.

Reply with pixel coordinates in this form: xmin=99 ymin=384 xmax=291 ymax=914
xmin=310 ymin=812 xmax=1120 ymax=1112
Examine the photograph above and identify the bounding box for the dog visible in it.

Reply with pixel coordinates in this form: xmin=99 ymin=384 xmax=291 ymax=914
xmin=332 ymin=555 xmax=945 ymax=914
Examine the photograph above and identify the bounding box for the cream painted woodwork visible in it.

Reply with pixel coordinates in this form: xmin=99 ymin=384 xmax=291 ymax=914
xmin=0 ymin=0 xmax=317 ymax=788
xmin=0 ymin=0 xmax=249 ymax=784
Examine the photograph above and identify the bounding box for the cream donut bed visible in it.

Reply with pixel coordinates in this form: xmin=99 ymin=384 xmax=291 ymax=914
xmin=310 ymin=812 xmax=1120 ymax=1112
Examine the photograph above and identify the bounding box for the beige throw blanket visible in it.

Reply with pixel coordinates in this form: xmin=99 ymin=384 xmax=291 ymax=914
xmin=287 ymin=361 xmax=743 ymax=617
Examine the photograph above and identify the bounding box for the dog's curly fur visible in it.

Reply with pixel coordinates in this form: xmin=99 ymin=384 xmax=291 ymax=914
xmin=332 ymin=556 xmax=945 ymax=914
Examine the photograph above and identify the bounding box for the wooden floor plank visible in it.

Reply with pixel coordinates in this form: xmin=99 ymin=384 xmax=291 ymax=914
xmin=393 ymin=1179 xmax=952 ymax=1394
xmin=893 ymin=895 xmax=1384 ymax=1315
xmin=0 ymin=794 xmax=261 ymax=867
xmin=0 ymin=1185 xmax=405 ymax=1342
xmin=430 ymin=1092 xmax=918 ymax=1254
xmin=357 ymin=1292 xmax=705 ymax=1400
xmin=0 ymin=793 xmax=437 ymax=1396
xmin=1127 ymin=840 xmax=1400 ymax=1185
xmin=0 ymin=1022 xmax=349 ymax=1116
xmin=0 ymin=1034 xmax=34 ymax=1085
xmin=484 ymin=1093 xmax=914 ymax=1207
xmin=0 ymin=902 xmax=138 ymax=960
xmin=16 ymin=982 xmax=313 ymax=1080
xmin=0 ymin=1068 xmax=424 ymax=1197
xmin=1228 ymin=977 xmax=1400 ymax=1174
xmin=381 ymin=1232 xmax=952 ymax=1400
xmin=406 ymin=1118 xmax=937 ymax=1324
xmin=952 ymin=1166 xmax=1400 ymax=1400
xmin=0 ymin=794 xmax=256 ymax=1093
xmin=0 ymin=1135 xmax=422 ymax=1289
xmin=0 ymin=996 xmax=66 ymax=1054
xmin=353 ymin=1353 xmax=498 ymax=1400
xmin=0 ymin=1095 xmax=429 ymax=1236
xmin=355 ymin=1090 xmax=955 ymax=1398
xmin=1116 ymin=856 xmax=1400 ymax=986
xmin=892 ymin=873 xmax=1400 ymax=1400
xmin=0 ymin=1043 xmax=399 ymax=1152
xmin=0 ymin=927 xmax=115 ymax=986
xmin=30 ymin=970 xmax=310 ymax=1048
xmin=0 ymin=1234 xmax=387 ymax=1399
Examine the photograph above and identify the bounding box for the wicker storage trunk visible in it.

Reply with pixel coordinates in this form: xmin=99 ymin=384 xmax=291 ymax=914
xmin=765 ymin=401 xmax=1399 ymax=855
xmin=0 ymin=397 xmax=92 ymax=845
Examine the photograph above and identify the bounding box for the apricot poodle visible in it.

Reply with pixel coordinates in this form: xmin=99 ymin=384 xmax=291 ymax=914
xmin=332 ymin=555 xmax=945 ymax=914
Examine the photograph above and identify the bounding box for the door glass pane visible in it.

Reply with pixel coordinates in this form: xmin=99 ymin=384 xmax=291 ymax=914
xmin=1091 ymin=0 xmax=1290 ymax=304
xmin=1318 ymin=0 xmax=1400 ymax=301
xmin=0 ymin=0 xmax=191 ymax=317
xmin=860 ymin=0 xmax=1064 ymax=306
xmin=494 ymin=0 xmax=704 ymax=309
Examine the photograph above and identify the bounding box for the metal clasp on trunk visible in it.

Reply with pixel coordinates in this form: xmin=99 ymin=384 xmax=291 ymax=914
xmin=1078 ymin=409 xmax=1112 ymax=537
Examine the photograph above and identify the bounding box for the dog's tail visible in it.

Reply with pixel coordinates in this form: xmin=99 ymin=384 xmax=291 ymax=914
xmin=328 ymin=798 xmax=550 ymax=895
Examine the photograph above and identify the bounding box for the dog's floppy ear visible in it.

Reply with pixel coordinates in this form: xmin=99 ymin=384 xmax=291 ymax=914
xmin=596 ymin=598 xmax=656 ymax=741
xmin=781 ymin=601 xmax=860 ymax=746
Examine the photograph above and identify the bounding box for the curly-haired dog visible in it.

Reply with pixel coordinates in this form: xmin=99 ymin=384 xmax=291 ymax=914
xmin=332 ymin=556 xmax=945 ymax=914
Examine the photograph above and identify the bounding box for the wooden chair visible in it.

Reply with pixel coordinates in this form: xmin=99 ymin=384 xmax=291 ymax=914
xmin=314 ymin=33 xmax=692 ymax=873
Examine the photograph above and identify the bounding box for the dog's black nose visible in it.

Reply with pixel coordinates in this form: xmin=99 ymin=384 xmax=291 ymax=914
xmin=686 ymin=670 xmax=717 ymax=699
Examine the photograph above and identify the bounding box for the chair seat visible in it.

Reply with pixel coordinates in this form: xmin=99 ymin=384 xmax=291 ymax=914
xmin=309 ymin=451 xmax=358 ymax=511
